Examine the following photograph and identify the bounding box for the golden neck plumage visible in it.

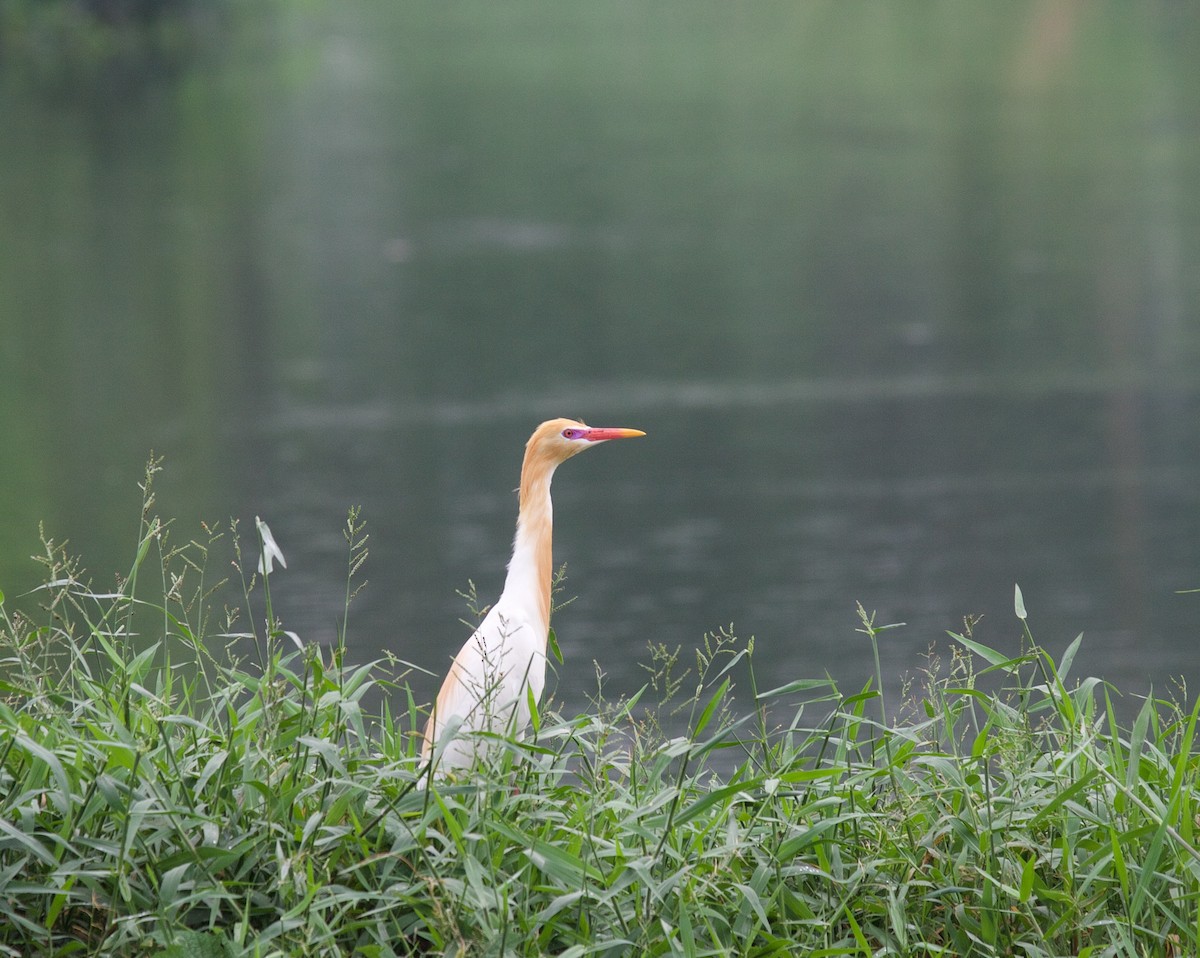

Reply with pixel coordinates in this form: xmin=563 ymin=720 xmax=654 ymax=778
xmin=508 ymin=440 xmax=560 ymax=641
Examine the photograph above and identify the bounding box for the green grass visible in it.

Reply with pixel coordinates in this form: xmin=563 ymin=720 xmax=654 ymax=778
xmin=2 ymin=462 xmax=1200 ymax=957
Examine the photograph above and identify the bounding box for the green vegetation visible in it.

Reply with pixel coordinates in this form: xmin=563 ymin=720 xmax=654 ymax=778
xmin=0 ymin=0 xmax=209 ymax=88
xmin=3 ymin=465 xmax=1200 ymax=957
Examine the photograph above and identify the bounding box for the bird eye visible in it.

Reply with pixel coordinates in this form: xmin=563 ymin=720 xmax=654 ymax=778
xmin=562 ymin=428 xmax=580 ymax=440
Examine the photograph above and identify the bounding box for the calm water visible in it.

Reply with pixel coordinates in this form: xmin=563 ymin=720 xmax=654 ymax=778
xmin=2 ymin=2 xmax=1199 ymax=726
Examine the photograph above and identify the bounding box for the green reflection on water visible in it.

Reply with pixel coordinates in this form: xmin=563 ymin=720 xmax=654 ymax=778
xmin=1 ymin=2 xmax=1198 ymax=711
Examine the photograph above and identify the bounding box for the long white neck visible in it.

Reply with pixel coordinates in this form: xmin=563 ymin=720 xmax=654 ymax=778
xmin=501 ymin=459 xmax=556 ymax=646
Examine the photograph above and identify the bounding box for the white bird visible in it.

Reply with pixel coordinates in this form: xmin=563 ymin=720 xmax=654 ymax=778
xmin=422 ymin=417 xmax=645 ymax=773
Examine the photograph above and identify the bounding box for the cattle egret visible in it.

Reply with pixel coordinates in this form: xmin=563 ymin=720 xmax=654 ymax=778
xmin=422 ymin=417 xmax=645 ymax=772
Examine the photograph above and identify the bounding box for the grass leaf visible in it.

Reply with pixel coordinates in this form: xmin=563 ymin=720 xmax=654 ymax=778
xmin=947 ymin=631 xmax=1015 ymax=669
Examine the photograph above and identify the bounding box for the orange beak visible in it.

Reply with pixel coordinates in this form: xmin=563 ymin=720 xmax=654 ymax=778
xmin=579 ymin=427 xmax=646 ymax=442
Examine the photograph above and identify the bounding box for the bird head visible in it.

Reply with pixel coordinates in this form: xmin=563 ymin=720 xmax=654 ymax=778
xmin=527 ymin=417 xmax=646 ymax=466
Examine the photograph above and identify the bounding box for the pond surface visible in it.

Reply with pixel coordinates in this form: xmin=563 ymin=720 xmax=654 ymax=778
xmin=2 ymin=2 xmax=1199 ymax=727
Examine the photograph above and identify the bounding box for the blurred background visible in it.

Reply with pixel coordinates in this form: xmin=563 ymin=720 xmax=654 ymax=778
xmin=1 ymin=1 xmax=1198 ymax=724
